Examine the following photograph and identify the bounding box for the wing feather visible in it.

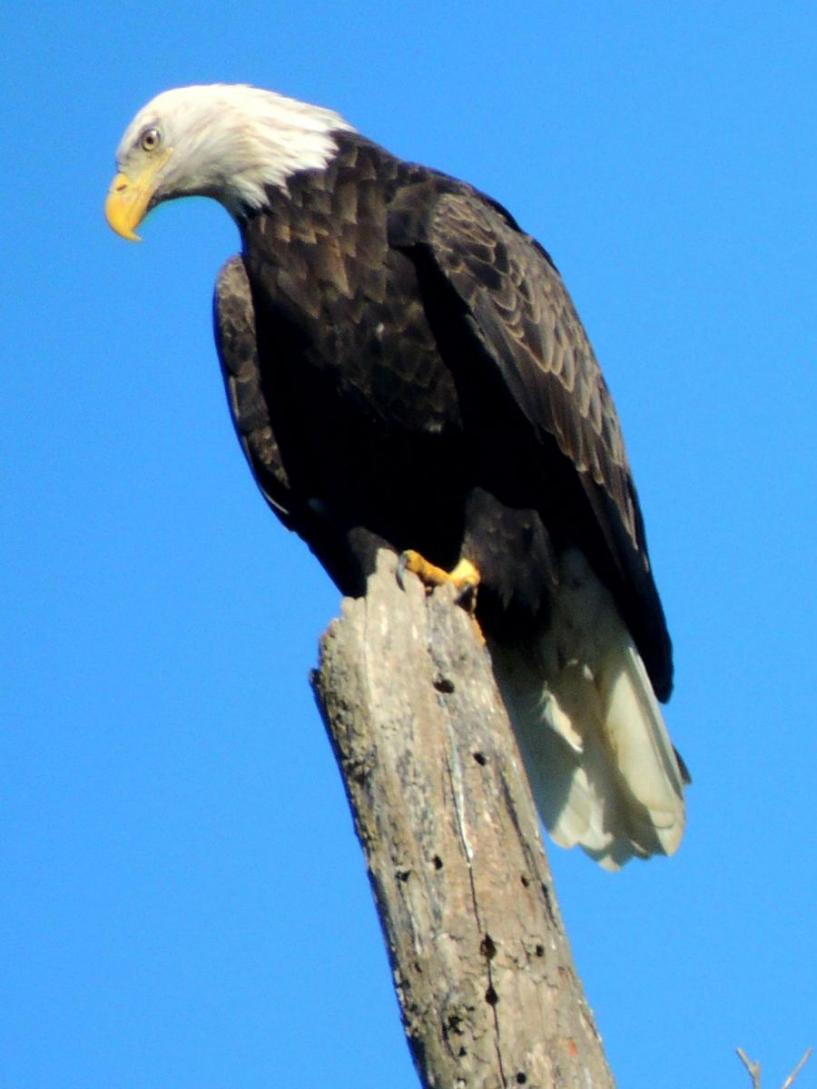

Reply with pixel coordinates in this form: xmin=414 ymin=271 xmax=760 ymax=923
xmin=213 ymin=255 xmax=294 ymax=523
xmin=419 ymin=189 xmax=673 ymax=698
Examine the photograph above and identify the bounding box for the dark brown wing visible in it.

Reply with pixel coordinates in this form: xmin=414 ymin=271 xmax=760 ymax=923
xmin=418 ymin=189 xmax=672 ymax=698
xmin=213 ymin=255 xmax=294 ymax=525
xmin=213 ymin=252 xmax=388 ymax=597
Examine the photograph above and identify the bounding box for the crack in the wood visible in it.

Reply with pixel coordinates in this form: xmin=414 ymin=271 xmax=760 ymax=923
xmin=498 ymin=772 xmax=561 ymax=934
xmin=444 ymin=750 xmax=509 ymax=1089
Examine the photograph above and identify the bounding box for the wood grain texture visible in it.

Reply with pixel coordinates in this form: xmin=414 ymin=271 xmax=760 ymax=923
xmin=312 ymin=551 xmax=616 ymax=1089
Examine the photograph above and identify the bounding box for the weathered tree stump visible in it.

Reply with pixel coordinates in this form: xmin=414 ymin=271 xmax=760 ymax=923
xmin=312 ymin=550 xmax=615 ymax=1089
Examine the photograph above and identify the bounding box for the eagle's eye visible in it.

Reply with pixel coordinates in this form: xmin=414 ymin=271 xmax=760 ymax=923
xmin=140 ymin=127 xmax=162 ymax=152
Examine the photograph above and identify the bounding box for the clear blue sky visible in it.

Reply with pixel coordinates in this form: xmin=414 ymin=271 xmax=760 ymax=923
xmin=3 ymin=3 xmax=816 ymax=1087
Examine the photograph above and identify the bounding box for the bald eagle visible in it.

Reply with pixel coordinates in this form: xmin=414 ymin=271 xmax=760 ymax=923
xmin=106 ymin=84 xmax=687 ymax=868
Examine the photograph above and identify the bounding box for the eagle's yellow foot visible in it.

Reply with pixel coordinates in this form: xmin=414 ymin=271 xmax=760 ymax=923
xmin=399 ymin=550 xmax=480 ymax=593
xmin=397 ymin=550 xmax=484 ymax=643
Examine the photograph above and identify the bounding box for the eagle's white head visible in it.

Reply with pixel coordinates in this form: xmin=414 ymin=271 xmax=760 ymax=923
xmin=105 ymin=84 xmax=355 ymax=240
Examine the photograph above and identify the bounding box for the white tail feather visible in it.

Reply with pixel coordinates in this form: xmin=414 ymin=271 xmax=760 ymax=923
xmin=490 ymin=549 xmax=686 ymax=870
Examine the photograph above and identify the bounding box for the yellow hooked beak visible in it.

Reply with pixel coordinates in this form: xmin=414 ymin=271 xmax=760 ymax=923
xmin=104 ymin=149 xmax=173 ymax=241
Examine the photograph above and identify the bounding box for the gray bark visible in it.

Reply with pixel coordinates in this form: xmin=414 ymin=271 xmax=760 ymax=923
xmin=311 ymin=551 xmax=616 ymax=1089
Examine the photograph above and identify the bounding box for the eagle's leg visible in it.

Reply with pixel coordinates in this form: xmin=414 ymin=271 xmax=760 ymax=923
xmin=397 ymin=550 xmax=484 ymax=642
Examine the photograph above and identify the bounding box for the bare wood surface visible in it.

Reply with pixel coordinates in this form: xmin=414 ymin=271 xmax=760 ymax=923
xmin=312 ymin=551 xmax=616 ymax=1089
xmin=737 ymin=1047 xmax=813 ymax=1089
